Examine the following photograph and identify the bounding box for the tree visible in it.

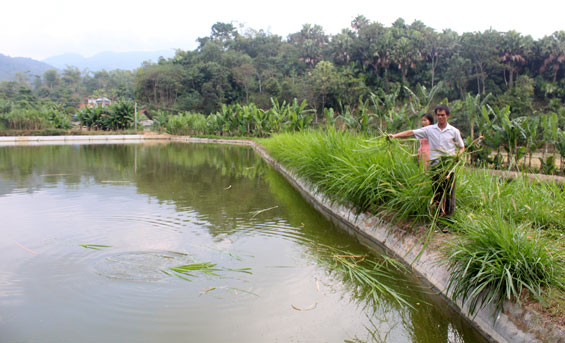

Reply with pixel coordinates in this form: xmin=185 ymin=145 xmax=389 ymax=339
xmin=350 ymin=20 xmax=387 ymax=86
xmin=461 ymin=30 xmax=501 ymax=94
xmin=233 ymin=63 xmax=257 ymax=103
xmin=423 ymin=29 xmax=458 ymax=88
xmin=390 ymin=18 xmax=424 ymax=85
xmin=311 ymin=61 xmax=339 ymax=116
xmin=539 ymin=31 xmax=565 ymax=82
xmin=329 ymin=29 xmax=354 ymax=65
xmin=43 ymin=69 xmax=60 ymax=89
xmin=62 ymin=66 xmax=82 ymax=94
xmin=199 ymin=22 xmax=240 ymax=50
xmin=288 ymin=24 xmax=328 ymax=67
xmin=444 ymin=54 xmax=473 ymax=99
xmin=499 ymin=31 xmax=532 ymax=89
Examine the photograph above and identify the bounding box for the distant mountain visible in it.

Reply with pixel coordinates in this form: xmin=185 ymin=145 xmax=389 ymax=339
xmin=0 ymin=54 xmax=55 ymax=81
xmin=43 ymin=50 xmax=176 ymax=71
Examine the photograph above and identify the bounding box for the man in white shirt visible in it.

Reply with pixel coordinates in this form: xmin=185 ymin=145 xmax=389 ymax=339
xmin=389 ymin=104 xmax=465 ymax=219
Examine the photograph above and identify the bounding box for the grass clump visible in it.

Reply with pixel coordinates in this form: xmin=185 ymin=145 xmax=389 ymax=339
xmin=445 ymin=213 xmax=564 ymax=316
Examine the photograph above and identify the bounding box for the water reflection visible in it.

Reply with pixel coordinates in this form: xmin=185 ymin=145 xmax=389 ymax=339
xmin=0 ymin=143 xmax=487 ymax=343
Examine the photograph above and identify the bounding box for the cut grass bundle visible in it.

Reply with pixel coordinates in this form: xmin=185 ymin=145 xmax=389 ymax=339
xmin=445 ymin=213 xmax=565 ymax=316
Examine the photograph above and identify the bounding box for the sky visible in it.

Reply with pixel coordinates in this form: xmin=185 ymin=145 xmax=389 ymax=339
xmin=3 ymin=0 xmax=564 ymax=61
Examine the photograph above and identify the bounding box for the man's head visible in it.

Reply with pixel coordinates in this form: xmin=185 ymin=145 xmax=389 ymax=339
xmin=434 ymin=104 xmax=450 ymax=126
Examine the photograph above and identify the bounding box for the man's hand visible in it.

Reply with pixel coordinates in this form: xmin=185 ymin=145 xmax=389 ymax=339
xmin=388 ymin=130 xmax=414 ymax=139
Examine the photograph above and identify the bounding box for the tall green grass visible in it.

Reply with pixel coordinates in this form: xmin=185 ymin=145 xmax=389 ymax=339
xmin=260 ymin=129 xmax=430 ymax=221
xmin=260 ymin=129 xmax=565 ymax=317
xmin=445 ymin=214 xmax=564 ymax=316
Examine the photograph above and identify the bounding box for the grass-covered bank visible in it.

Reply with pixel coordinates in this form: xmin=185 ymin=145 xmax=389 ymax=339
xmin=258 ymin=129 xmax=565 ymax=322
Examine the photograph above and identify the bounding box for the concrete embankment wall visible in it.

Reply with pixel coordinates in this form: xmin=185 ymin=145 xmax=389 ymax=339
xmin=2 ymin=135 xmax=562 ymax=342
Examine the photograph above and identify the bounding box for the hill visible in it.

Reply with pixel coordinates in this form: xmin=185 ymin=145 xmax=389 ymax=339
xmin=0 ymin=54 xmax=54 ymax=81
xmin=43 ymin=50 xmax=176 ymax=71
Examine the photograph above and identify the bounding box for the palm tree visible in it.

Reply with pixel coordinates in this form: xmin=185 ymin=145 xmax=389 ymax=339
xmin=500 ymin=31 xmax=531 ymax=89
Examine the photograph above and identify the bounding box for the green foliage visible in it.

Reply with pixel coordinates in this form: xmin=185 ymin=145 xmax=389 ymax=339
xmin=539 ymin=156 xmax=557 ymax=175
xmin=78 ymin=100 xmax=134 ymax=131
xmin=0 ymin=100 xmax=12 ymax=114
xmin=445 ymin=214 xmax=564 ymax=316
xmin=166 ymin=112 xmax=208 ymax=135
xmin=0 ymin=103 xmax=70 ymax=130
xmin=162 ymin=99 xmax=316 ymax=137
xmin=151 ymin=110 xmax=170 ymax=133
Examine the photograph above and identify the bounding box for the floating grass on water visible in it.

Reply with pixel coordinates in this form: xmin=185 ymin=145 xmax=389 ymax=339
xmin=199 ymin=286 xmax=259 ymax=297
xmin=200 ymin=287 xmax=217 ymax=295
xmin=291 ymin=302 xmax=318 ymax=311
xmin=167 ymin=262 xmax=253 ymax=282
xmin=15 ymin=241 xmax=38 ymax=254
xmin=169 ymin=262 xmax=221 ymax=280
xmin=250 ymin=206 xmax=279 ymax=218
xmin=80 ymin=244 xmax=111 ymax=250
xmin=313 ymin=244 xmax=416 ymax=309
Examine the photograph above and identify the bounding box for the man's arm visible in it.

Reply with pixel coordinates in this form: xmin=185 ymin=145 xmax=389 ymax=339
xmin=389 ymin=130 xmax=414 ymax=139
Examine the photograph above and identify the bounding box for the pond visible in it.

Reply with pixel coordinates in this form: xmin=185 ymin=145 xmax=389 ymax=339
xmin=0 ymin=142 xmax=488 ymax=343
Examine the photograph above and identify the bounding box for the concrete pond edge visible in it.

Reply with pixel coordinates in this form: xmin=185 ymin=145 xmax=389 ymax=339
xmin=2 ymin=135 xmax=562 ymax=342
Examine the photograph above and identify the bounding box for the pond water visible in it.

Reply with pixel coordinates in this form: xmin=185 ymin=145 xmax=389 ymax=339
xmin=0 ymin=142 xmax=487 ymax=343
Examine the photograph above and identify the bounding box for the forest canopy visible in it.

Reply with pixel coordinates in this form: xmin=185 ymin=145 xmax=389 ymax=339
xmin=1 ymin=16 xmax=564 ymax=118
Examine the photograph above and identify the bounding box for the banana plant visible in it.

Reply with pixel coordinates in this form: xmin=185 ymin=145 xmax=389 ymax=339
xmin=480 ymin=105 xmax=504 ymax=168
xmin=404 ymin=82 xmax=443 ymax=127
xmin=252 ymin=106 xmax=268 ymax=137
xmin=337 ymin=107 xmax=360 ymax=131
xmin=357 ymin=97 xmax=376 ymax=134
xmin=284 ymin=99 xmax=314 ymax=132
xmin=494 ymin=106 xmax=528 ymax=168
xmin=522 ymin=116 xmax=542 ymax=169
xmin=107 ymin=100 xmax=134 ymax=130
xmin=269 ymin=98 xmax=289 ymax=133
xmin=369 ymin=86 xmax=400 ymax=132
xmin=151 ymin=110 xmax=170 ymax=133
xmin=323 ymin=107 xmax=336 ymax=127
xmin=541 ymin=112 xmax=558 ymax=158
xmin=463 ymin=92 xmax=492 ymax=140
xmin=383 ymin=104 xmax=410 ymax=133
